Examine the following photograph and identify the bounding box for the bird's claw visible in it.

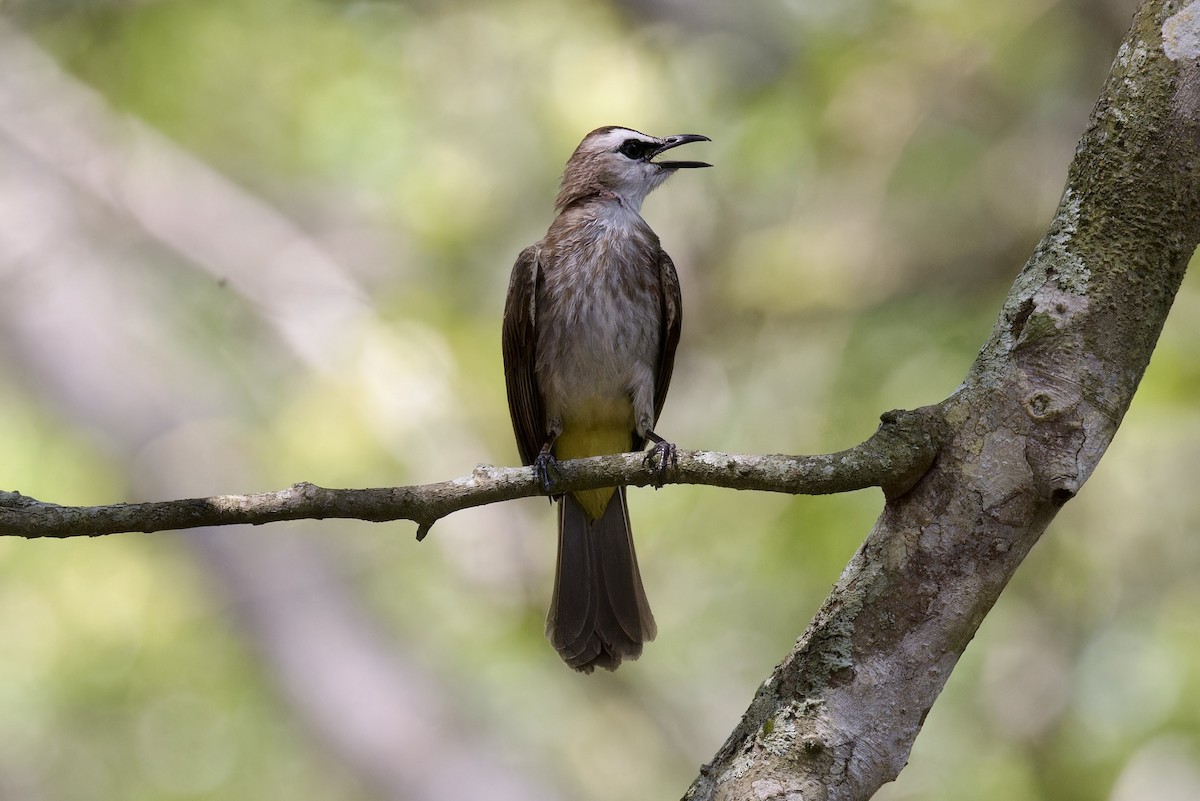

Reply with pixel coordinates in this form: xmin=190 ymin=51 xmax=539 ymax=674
xmin=533 ymin=449 xmax=561 ymax=497
xmin=643 ymin=439 xmax=678 ymax=488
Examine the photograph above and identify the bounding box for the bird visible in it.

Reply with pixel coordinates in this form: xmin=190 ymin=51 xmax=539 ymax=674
xmin=501 ymin=126 xmax=710 ymax=672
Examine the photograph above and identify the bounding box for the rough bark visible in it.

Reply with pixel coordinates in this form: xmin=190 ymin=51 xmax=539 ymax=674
xmin=683 ymin=1 xmax=1200 ymax=798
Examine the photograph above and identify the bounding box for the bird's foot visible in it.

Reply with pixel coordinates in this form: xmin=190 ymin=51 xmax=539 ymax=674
xmin=643 ymin=434 xmax=678 ymax=489
xmin=533 ymin=446 xmax=561 ymax=497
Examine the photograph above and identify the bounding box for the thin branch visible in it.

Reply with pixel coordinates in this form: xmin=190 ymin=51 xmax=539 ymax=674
xmin=0 ymin=407 xmax=943 ymax=540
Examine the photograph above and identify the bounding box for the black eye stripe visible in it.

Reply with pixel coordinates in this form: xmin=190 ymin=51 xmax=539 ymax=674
xmin=618 ymin=139 xmax=653 ymax=159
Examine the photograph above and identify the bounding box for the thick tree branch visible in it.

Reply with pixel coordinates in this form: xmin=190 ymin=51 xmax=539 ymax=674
xmin=683 ymin=1 xmax=1200 ymax=799
xmin=0 ymin=407 xmax=943 ymax=540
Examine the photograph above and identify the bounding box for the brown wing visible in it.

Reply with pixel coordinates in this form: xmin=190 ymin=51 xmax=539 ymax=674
xmin=652 ymin=248 xmax=683 ymax=425
xmin=501 ymin=244 xmax=545 ymax=466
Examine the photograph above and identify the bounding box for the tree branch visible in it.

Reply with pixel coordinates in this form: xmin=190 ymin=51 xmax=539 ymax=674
xmin=0 ymin=407 xmax=943 ymax=540
xmin=683 ymin=0 xmax=1200 ymax=798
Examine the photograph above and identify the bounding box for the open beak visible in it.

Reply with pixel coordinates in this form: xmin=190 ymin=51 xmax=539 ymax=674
xmin=652 ymin=134 xmax=712 ymax=169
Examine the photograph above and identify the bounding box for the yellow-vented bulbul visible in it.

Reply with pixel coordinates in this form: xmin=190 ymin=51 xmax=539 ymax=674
xmin=502 ymin=126 xmax=709 ymax=672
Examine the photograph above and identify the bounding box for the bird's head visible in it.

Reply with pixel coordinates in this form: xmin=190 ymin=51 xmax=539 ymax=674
xmin=555 ymin=126 xmax=710 ymax=212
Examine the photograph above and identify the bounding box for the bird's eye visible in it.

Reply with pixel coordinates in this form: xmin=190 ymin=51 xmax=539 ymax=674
xmin=619 ymin=140 xmax=650 ymax=159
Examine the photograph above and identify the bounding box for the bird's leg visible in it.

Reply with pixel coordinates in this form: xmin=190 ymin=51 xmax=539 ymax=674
xmin=533 ymin=439 xmax=561 ymax=498
xmin=642 ymin=430 xmax=677 ymax=488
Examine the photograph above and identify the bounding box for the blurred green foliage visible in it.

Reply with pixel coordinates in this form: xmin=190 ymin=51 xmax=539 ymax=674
xmin=2 ymin=0 xmax=1198 ymax=798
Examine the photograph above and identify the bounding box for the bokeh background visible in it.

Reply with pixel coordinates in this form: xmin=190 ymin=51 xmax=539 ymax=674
xmin=1 ymin=0 xmax=1198 ymax=798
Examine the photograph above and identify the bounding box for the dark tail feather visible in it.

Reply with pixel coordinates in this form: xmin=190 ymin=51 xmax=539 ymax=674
xmin=545 ymin=489 xmax=656 ymax=673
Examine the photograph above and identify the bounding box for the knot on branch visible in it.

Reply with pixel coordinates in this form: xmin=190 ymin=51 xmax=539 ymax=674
xmin=1017 ymin=361 xmax=1087 ymax=507
xmin=288 ymin=481 xmax=321 ymax=500
xmin=0 ymin=490 xmax=42 ymax=510
xmin=871 ymin=405 xmax=949 ymax=500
